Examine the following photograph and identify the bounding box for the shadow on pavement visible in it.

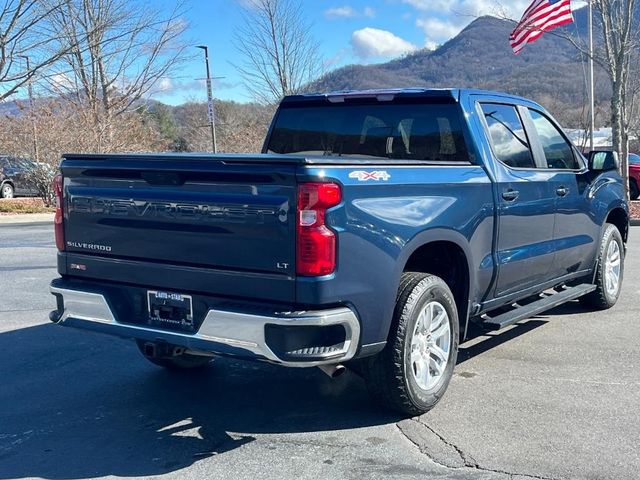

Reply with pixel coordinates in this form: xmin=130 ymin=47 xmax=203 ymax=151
xmin=1 ymin=300 xmax=589 ymax=478
xmin=457 ymin=299 xmax=591 ymax=364
xmin=0 ymin=323 xmax=399 ymax=479
xmin=458 ymin=320 xmax=547 ymax=364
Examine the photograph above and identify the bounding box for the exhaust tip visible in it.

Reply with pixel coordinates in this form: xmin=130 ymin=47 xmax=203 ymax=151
xmin=318 ymin=364 xmax=346 ymax=379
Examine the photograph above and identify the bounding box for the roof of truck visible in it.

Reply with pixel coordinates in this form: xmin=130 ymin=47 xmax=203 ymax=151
xmin=281 ymin=88 xmax=535 ymax=106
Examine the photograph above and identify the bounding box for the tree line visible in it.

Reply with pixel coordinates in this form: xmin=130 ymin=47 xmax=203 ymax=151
xmin=0 ymin=0 xmax=638 ymax=201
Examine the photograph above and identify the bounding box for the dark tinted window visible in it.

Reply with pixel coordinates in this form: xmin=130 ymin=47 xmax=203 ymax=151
xmin=481 ymin=103 xmax=535 ymax=169
xmin=529 ymin=109 xmax=579 ymax=170
xmin=267 ymin=102 xmax=471 ymax=162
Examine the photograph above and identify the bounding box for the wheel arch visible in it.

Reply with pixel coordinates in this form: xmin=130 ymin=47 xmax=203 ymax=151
xmin=396 ymin=230 xmax=474 ymax=338
xmin=606 ymin=206 xmax=629 ymax=243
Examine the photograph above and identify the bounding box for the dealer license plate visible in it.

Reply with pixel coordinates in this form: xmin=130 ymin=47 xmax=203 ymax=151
xmin=147 ymin=290 xmax=194 ymax=331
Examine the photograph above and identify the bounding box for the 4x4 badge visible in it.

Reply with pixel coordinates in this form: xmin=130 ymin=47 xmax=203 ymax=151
xmin=349 ymin=171 xmax=391 ymax=182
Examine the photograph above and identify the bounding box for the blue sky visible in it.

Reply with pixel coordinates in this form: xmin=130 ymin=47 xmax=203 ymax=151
xmin=153 ymin=0 xmax=587 ymax=105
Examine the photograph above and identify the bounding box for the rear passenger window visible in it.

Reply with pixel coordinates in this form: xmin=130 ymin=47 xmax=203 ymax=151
xmin=528 ymin=109 xmax=579 ymax=170
xmin=481 ymin=103 xmax=535 ymax=169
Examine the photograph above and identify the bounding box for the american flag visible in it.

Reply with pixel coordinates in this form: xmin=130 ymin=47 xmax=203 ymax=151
xmin=510 ymin=0 xmax=574 ymax=54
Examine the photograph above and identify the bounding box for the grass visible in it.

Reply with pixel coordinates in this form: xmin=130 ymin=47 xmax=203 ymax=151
xmin=0 ymin=198 xmax=55 ymax=214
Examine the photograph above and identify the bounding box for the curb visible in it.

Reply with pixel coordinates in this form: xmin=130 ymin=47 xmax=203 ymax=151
xmin=631 ymin=219 xmax=640 ymax=227
xmin=0 ymin=213 xmax=54 ymax=225
xmin=0 ymin=221 xmax=53 ymax=227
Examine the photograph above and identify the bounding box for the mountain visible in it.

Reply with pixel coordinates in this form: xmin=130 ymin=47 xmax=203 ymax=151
xmin=0 ymin=98 xmax=32 ymax=116
xmin=312 ymin=9 xmax=610 ymax=126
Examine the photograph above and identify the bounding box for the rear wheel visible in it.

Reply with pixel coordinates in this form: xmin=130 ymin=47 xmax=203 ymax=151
xmin=362 ymin=272 xmax=459 ymax=416
xmin=136 ymin=340 xmax=213 ymax=370
xmin=580 ymin=223 xmax=624 ymax=310
xmin=630 ymin=179 xmax=639 ymax=201
xmin=1 ymin=183 xmax=14 ymax=199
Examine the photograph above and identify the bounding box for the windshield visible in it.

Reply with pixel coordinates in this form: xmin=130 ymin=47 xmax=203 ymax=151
xmin=16 ymin=158 xmax=35 ymax=169
xmin=266 ymin=101 xmax=471 ymax=162
xmin=629 ymin=153 xmax=640 ymax=165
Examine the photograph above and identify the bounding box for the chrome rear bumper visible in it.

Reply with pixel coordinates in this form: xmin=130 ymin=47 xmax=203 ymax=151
xmin=50 ymin=285 xmax=360 ymax=367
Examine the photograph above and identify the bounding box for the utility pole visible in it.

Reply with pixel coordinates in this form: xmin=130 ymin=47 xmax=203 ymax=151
xmin=588 ymin=0 xmax=595 ymax=151
xmin=196 ymin=45 xmax=217 ymax=153
xmin=18 ymin=55 xmax=39 ymax=162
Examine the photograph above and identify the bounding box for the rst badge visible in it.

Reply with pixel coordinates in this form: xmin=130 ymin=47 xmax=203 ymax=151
xmin=349 ymin=171 xmax=391 ymax=182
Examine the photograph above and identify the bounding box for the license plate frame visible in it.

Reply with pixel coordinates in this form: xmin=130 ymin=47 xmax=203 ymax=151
xmin=147 ymin=290 xmax=194 ymax=330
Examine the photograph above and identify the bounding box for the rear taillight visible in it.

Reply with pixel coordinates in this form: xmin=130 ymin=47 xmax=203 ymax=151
xmin=53 ymin=173 xmax=65 ymax=251
xmin=296 ymin=182 xmax=341 ymax=276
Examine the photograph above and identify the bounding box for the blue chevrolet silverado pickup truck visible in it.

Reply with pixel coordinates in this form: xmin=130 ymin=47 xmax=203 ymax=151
xmin=49 ymin=89 xmax=628 ymax=415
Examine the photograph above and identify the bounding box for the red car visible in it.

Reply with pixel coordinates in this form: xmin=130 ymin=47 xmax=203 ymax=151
xmin=630 ymin=153 xmax=640 ymax=200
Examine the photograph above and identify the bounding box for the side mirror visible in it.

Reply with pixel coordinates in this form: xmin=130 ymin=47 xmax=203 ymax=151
xmin=587 ymin=150 xmax=620 ymax=172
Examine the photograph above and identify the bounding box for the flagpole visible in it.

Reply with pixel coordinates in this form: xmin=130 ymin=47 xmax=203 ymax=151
xmin=588 ymin=0 xmax=595 ymax=150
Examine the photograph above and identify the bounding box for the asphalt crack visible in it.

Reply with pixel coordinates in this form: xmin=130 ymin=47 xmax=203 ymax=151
xmin=396 ymin=418 xmax=559 ymax=480
xmin=413 ymin=419 xmax=477 ymax=466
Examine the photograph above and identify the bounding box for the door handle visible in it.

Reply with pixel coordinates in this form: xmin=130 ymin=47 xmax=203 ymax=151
xmin=556 ymin=186 xmax=569 ymax=197
xmin=502 ymin=189 xmax=519 ymax=201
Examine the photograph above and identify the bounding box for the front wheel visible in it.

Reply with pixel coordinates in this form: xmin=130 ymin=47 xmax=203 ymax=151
xmin=362 ymin=272 xmax=459 ymax=416
xmin=136 ymin=340 xmax=214 ymax=370
xmin=1 ymin=183 xmax=14 ymax=199
xmin=580 ymin=223 xmax=624 ymax=310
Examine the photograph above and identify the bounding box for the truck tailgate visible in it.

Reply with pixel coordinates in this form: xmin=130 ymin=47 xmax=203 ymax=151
xmin=60 ymin=155 xmax=297 ymax=300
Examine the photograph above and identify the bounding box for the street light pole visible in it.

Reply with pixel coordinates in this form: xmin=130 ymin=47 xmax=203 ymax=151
xmin=196 ymin=45 xmax=217 ymax=153
xmin=588 ymin=0 xmax=595 ymax=151
xmin=18 ymin=55 xmax=39 ymax=162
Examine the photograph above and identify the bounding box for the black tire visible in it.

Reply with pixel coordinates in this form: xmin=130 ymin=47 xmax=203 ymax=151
xmin=136 ymin=340 xmax=213 ymax=370
xmin=362 ymin=272 xmax=459 ymax=416
xmin=630 ymin=179 xmax=639 ymax=201
xmin=580 ymin=223 xmax=624 ymax=310
xmin=1 ymin=183 xmax=14 ymax=199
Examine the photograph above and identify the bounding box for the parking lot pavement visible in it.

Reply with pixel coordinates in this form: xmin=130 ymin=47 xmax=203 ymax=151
xmin=1 ymin=223 xmax=638 ymax=480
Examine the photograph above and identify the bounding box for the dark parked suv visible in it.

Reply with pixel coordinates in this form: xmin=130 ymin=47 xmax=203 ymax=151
xmin=0 ymin=156 xmax=38 ymax=199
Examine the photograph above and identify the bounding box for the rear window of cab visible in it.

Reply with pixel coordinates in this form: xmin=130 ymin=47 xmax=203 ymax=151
xmin=267 ymin=101 xmax=472 ymax=163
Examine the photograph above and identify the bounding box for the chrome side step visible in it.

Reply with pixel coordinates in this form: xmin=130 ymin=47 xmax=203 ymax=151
xmin=482 ymin=284 xmax=596 ymax=330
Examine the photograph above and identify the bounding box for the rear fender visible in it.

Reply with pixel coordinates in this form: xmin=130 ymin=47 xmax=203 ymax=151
xmin=391 ymin=229 xmax=476 ymax=334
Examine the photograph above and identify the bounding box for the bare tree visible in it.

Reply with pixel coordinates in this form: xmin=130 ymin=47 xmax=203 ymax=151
xmin=0 ymin=98 xmax=163 ymax=203
xmin=174 ymin=99 xmax=274 ymax=152
xmin=233 ymin=0 xmax=322 ymax=104
xmin=42 ymin=0 xmax=190 ymax=151
xmin=626 ymin=66 xmax=640 ymax=152
xmin=0 ymin=0 xmax=69 ymax=101
xmin=593 ymin=0 xmax=638 ymax=198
